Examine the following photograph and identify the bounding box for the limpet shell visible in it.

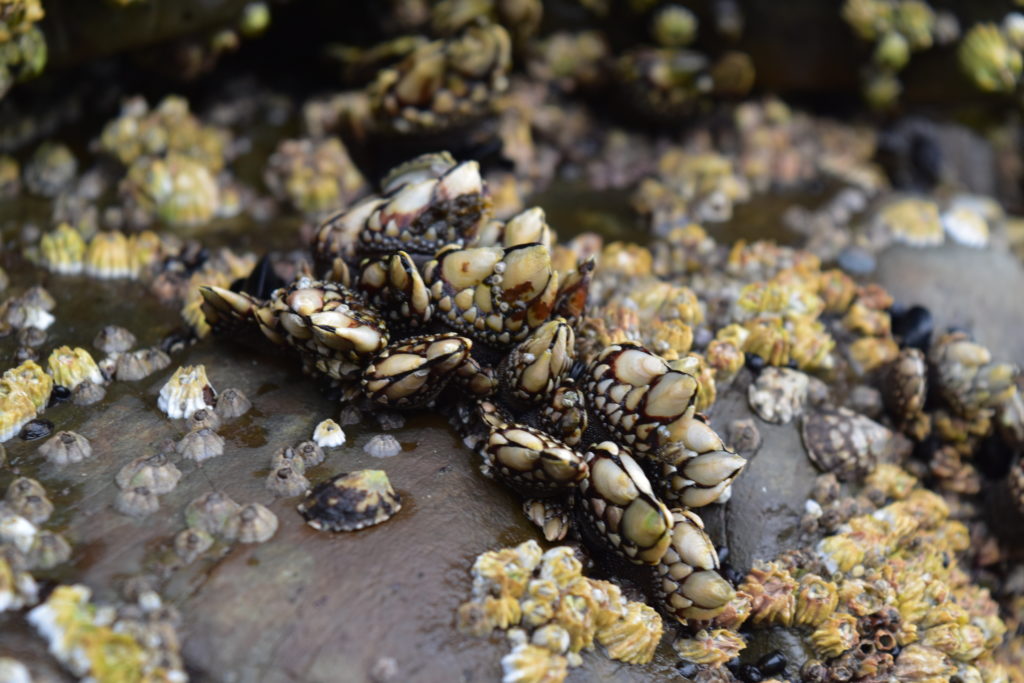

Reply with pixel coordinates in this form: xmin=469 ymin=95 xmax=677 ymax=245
xmin=297 ymin=470 xmax=402 ymax=532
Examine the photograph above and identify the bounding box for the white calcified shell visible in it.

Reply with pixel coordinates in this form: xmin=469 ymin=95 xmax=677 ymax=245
xmin=27 ymin=585 xmax=93 ymax=675
xmin=941 ymin=205 xmax=990 ymax=248
xmin=747 ymin=367 xmax=809 ymax=424
xmin=364 ymin=434 xmax=401 ymax=458
xmin=0 ymin=511 xmax=38 ymax=553
xmin=313 ymin=418 xmax=346 ymax=448
xmin=0 ymin=571 xmax=38 ymax=613
xmin=17 ymin=307 xmax=55 ymax=331
xmin=157 ymin=365 xmax=216 ymax=419
xmin=0 ymin=657 xmax=32 ymax=683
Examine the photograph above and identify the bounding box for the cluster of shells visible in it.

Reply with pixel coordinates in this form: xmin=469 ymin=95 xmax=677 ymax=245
xmin=195 ymin=150 xmax=755 ymax=645
xmin=673 ymin=465 xmax=1017 ymax=681
xmin=457 ymin=540 xmax=664 ymax=674
xmin=2 ymin=1 xmax=1024 ymax=681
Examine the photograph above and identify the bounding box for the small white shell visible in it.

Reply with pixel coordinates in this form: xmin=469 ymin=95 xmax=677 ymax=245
xmin=313 ymin=419 xmax=346 ymax=448
xmin=941 ymin=205 xmax=989 ymax=248
xmin=0 ymin=511 xmax=38 ymax=553
xmin=364 ymin=434 xmax=401 ymax=458
xmin=0 ymin=658 xmax=32 ymax=683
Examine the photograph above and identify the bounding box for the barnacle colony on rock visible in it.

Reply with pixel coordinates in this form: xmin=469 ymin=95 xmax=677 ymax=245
xmin=200 ymin=151 xmax=745 ymax=632
xmin=7 ymin=1 xmax=1024 ymax=679
xmin=27 ymin=584 xmax=186 ymax=681
xmin=692 ymin=468 xmax=1016 ymax=681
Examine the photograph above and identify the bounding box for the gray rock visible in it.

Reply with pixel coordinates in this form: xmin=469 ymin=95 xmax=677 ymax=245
xmin=837 ymin=245 xmax=876 ymax=275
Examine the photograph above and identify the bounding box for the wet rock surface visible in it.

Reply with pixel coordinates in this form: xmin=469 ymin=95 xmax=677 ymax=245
xmin=701 ymin=375 xmax=819 ymax=574
xmin=876 ymin=244 xmax=1024 ymax=364
xmin=0 ymin=337 xmax=682 ymax=681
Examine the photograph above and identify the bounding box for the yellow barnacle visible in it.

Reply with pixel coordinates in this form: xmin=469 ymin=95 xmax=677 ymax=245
xmin=842 ymin=0 xmax=894 ymax=41
xmin=647 ymin=318 xmax=693 ymax=361
xmin=39 ymin=223 xmax=86 ymax=275
xmin=554 ymin=593 xmax=597 ymax=653
xmin=574 ymin=579 xmax=626 ymax=630
xmin=893 ymin=643 xmax=958 ymax=680
xmin=671 ymin=628 xmax=746 ymax=666
xmin=843 ymin=302 xmax=892 ymax=337
xmin=875 ymin=197 xmax=944 ymax=247
xmin=818 ymin=269 xmax=858 ymax=314
xmin=85 ymin=231 xmax=134 ymax=280
xmin=46 ymin=346 xmax=104 ymax=390
xmin=921 ymin=623 xmax=987 ymax=662
xmin=538 ymin=546 xmax=583 ymax=590
xmin=959 ymin=22 xmax=1023 ymax=94
xmin=500 ymin=643 xmax=568 ymax=683
xmin=738 ymin=561 xmax=798 ymax=627
xmin=0 ymin=377 xmax=39 ymax=442
xmin=733 ymin=280 xmax=824 ymax=321
xmin=595 ymin=602 xmax=662 ymax=665
xmin=789 ymin=316 xmax=835 ymax=372
xmin=128 ymin=231 xmax=163 ymax=274
xmin=705 ymin=338 xmax=745 ymax=384
xmin=742 ymin=317 xmax=791 ymax=367
xmin=865 ymin=464 xmax=918 ymax=501
xmin=793 ymin=574 xmax=840 ymax=628
xmin=608 ymin=280 xmax=704 ymax=329
xmin=81 ymin=629 xmax=147 ymax=683
xmin=598 ymin=242 xmax=653 ymax=279
xmin=848 ymin=335 xmax=900 ymax=373
xmin=457 ymin=600 xmax=496 ymax=637
xmin=817 ymin=534 xmax=866 ymax=574
xmin=810 ymin=612 xmax=859 ymax=658
xmin=472 ymin=543 xmax=539 ymax=599
xmin=483 ymin=594 xmax=522 ymax=630
xmin=3 ymin=359 xmax=53 ymax=411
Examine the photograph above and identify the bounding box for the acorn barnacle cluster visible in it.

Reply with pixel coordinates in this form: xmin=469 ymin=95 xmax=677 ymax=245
xmin=0 ymin=359 xmax=52 ymax=442
xmin=97 ymin=95 xmax=234 ymax=228
xmin=457 ymin=540 xmax=663 ymax=680
xmin=27 ymin=584 xmax=186 ymax=681
xmin=198 ymin=150 xmax=745 ymax=635
xmin=689 ymin=467 xmax=1015 ymax=681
